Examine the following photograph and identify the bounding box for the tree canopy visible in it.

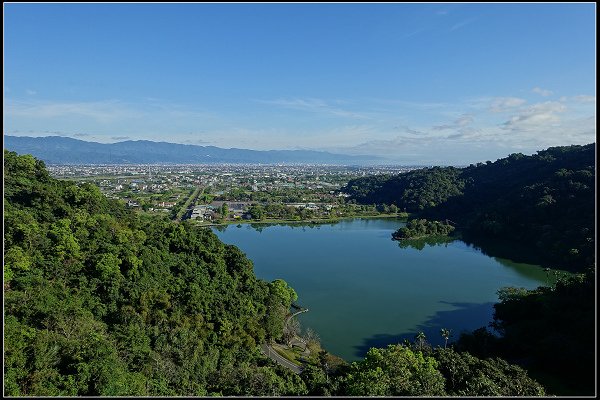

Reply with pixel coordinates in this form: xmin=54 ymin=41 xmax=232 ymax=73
xmin=4 ymin=150 xmax=306 ymax=396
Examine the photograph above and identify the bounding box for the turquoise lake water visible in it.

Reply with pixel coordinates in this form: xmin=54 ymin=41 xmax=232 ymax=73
xmin=213 ymin=218 xmax=550 ymax=361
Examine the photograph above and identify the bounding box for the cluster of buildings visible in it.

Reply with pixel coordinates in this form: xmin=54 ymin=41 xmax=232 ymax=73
xmin=46 ymin=164 xmax=422 ymax=218
xmin=188 ymin=202 xmax=252 ymax=221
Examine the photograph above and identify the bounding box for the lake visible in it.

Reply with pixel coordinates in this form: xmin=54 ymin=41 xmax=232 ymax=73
xmin=213 ymin=218 xmax=550 ymax=361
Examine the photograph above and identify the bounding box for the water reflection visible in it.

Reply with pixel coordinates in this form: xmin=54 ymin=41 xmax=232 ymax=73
xmin=396 ymin=235 xmax=456 ymax=251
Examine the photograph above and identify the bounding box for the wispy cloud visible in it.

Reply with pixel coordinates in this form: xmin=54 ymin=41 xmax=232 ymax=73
xmin=532 ymin=87 xmax=553 ymax=97
xmin=337 ymin=135 xmax=432 ymax=156
xmin=489 ymin=97 xmax=527 ymax=113
xmin=401 ymin=27 xmax=428 ymax=39
xmin=5 ymin=91 xmax=594 ymax=164
xmin=501 ymin=101 xmax=566 ymax=131
xmin=320 ymin=92 xmax=594 ymax=163
xmin=433 ymin=114 xmax=474 ymax=130
xmin=571 ymin=95 xmax=596 ymax=103
xmin=392 ymin=125 xmax=427 ymax=135
xmin=450 ymin=17 xmax=479 ymax=32
xmin=6 ymin=99 xmax=143 ymax=123
xmin=445 ymin=128 xmax=486 ymax=141
xmin=256 ymin=97 xmax=371 ymax=119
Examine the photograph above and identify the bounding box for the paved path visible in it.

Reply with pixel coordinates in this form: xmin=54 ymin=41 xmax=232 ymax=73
xmin=260 ymin=343 xmax=303 ymax=374
xmin=288 ymin=308 xmax=309 ymax=320
xmin=260 ymin=306 xmax=310 ymax=374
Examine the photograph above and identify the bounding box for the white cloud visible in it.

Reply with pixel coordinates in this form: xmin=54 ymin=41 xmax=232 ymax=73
xmin=6 ymin=99 xmax=143 ymax=123
xmin=489 ymin=97 xmax=527 ymax=113
xmin=433 ymin=114 xmax=474 ymax=130
xmin=5 ymin=92 xmax=595 ymax=164
xmin=4 ymin=98 xmax=220 ymax=139
xmin=445 ymin=128 xmax=488 ymax=141
xmin=532 ymin=87 xmax=553 ymax=97
xmin=571 ymin=95 xmax=596 ymax=103
xmin=501 ymin=101 xmax=566 ymax=131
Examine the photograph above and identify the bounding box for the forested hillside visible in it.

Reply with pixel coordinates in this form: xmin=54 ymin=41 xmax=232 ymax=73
xmin=344 ymin=143 xmax=595 ymax=271
xmin=3 ymin=150 xmax=306 ymax=396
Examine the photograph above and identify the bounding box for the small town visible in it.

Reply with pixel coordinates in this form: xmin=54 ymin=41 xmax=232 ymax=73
xmin=47 ymin=164 xmax=420 ymax=223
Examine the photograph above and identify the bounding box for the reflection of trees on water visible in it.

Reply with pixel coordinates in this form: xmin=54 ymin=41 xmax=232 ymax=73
xmin=495 ymin=258 xmax=571 ymax=285
xmin=249 ymin=223 xmax=266 ymax=233
xmin=211 ymin=224 xmax=227 ymax=233
xmin=247 ymin=222 xmax=330 ymax=233
xmin=394 ymin=233 xmax=569 ymax=284
xmin=396 ymin=236 xmax=456 ymax=251
xmin=460 ymin=232 xmax=547 ymax=268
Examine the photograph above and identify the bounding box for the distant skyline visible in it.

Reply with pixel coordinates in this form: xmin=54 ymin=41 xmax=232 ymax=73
xmin=4 ymin=3 xmax=596 ymax=164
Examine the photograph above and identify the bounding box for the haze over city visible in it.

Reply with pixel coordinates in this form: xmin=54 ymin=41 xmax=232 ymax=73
xmin=4 ymin=3 xmax=596 ymax=164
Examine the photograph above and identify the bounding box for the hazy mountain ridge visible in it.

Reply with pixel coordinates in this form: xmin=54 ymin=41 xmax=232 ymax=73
xmin=4 ymin=136 xmax=381 ymax=164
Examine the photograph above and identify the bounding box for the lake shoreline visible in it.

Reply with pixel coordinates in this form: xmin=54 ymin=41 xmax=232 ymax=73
xmin=199 ymin=213 xmax=407 ymax=227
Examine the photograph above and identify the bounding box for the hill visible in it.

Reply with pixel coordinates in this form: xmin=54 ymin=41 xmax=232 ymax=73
xmin=3 ymin=150 xmax=307 ymax=396
xmin=4 ymin=135 xmax=380 ymax=165
xmin=343 ymin=143 xmax=595 ymax=271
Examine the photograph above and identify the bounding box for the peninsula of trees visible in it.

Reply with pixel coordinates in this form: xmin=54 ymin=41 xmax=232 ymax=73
xmin=391 ymin=218 xmax=455 ymax=240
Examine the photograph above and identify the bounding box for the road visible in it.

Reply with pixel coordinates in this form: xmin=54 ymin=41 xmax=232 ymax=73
xmin=260 ymin=343 xmax=303 ymax=374
xmin=174 ymin=186 xmax=204 ymax=221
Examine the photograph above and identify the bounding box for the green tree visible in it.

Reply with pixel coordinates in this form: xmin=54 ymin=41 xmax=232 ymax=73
xmin=433 ymin=348 xmax=545 ymax=396
xmin=221 ymin=203 xmax=229 ymax=218
xmin=342 ymin=345 xmax=446 ymax=396
xmin=249 ymin=204 xmax=265 ymax=220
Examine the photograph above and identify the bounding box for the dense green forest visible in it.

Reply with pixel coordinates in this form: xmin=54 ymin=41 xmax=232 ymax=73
xmin=344 ymin=143 xmax=595 ymax=272
xmin=4 ymin=150 xmax=593 ymax=396
xmin=3 ymin=150 xmax=306 ymax=396
xmin=319 ymin=342 xmax=545 ymax=396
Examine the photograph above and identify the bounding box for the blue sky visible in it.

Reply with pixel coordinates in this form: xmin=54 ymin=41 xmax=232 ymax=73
xmin=4 ymin=3 xmax=596 ymax=164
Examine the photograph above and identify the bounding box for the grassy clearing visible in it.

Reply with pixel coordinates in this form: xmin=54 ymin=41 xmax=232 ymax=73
xmin=272 ymin=345 xmax=303 ymax=366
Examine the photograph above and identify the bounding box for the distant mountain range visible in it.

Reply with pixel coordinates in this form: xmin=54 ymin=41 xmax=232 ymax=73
xmin=4 ymin=136 xmax=381 ymax=165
